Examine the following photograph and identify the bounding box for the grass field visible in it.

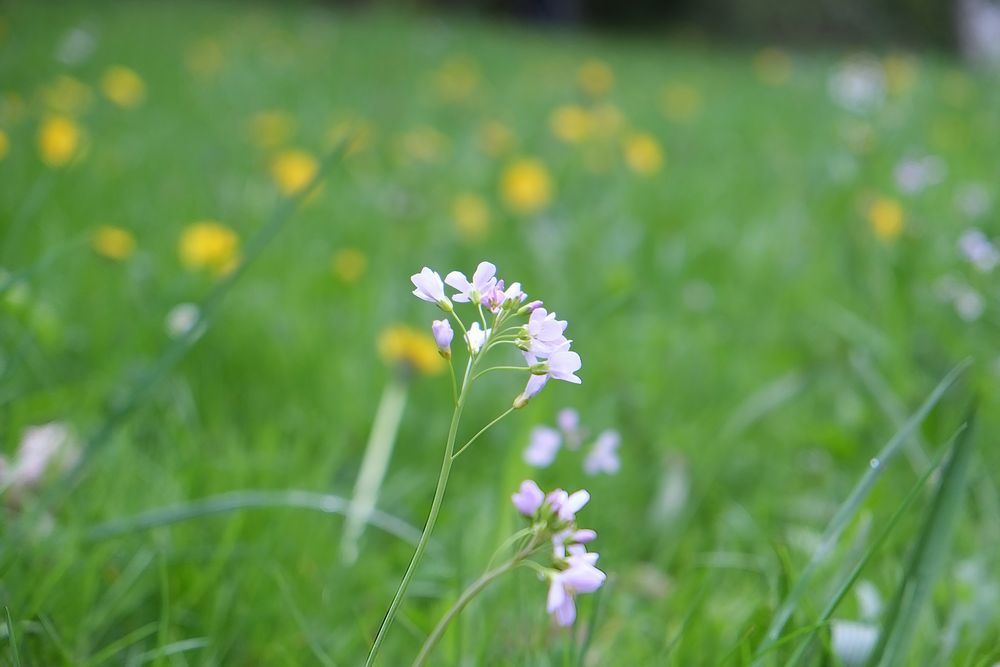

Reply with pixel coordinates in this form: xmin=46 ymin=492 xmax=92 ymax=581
xmin=2 ymin=1 xmax=999 ymax=665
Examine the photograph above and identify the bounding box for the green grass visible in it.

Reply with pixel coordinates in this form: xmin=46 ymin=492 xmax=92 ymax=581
xmin=2 ymin=1 xmax=999 ymax=664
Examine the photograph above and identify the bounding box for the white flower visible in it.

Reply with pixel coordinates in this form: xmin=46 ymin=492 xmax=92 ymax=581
xmin=523 ymin=308 xmax=568 ymax=357
xmin=546 ymin=548 xmax=606 ymax=626
xmin=523 ymin=426 xmax=561 ymax=467
xmin=464 ymin=322 xmax=490 ymax=354
xmin=5 ymin=423 xmax=80 ymax=490
xmin=958 ymin=228 xmax=999 ymax=273
xmin=445 ymin=261 xmax=497 ymax=303
xmin=410 ymin=267 xmax=451 ymax=310
xmin=584 ymin=429 xmax=621 ymax=475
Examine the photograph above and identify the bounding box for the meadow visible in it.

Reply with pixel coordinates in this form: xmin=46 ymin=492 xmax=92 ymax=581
xmin=1 ymin=1 xmax=999 ymax=665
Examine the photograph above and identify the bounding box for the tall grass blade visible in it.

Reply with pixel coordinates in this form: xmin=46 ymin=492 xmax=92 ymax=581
xmin=869 ymin=407 xmax=977 ymax=667
xmin=4 ymin=607 xmax=21 ymax=667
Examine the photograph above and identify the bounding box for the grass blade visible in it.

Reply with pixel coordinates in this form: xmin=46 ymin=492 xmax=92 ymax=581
xmin=5 ymin=607 xmax=21 ymax=667
xmin=752 ymin=359 xmax=970 ymax=662
xmin=869 ymin=407 xmax=977 ymax=667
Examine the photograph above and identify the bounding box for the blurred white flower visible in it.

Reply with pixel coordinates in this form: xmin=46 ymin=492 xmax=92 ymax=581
xmin=954 ymin=288 xmax=985 ymax=322
xmin=955 ymin=183 xmax=991 ymax=219
xmin=54 ymin=25 xmax=98 ymax=66
xmin=557 ymin=408 xmax=583 ymax=449
xmin=165 ymin=303 xmax=202 ymax=338
xmin=2 ymin=423 xmax=79 ymax=493
xmin=894 ymin=155 xmax=945 ymax=194
xmin=828 ymin=57 xmax=885 ymax=113
xmin=831 ymin=620 xmax=879 ymax=667
xmin=523 ymin=426 xmax=561 ymax=467
xmin=583 ymin=429 xmax=621 ymax=475
xmin=958 ymin=228 xmax=999 ymax=272
xmin=855 ymin=580 xmax=883 ymax=621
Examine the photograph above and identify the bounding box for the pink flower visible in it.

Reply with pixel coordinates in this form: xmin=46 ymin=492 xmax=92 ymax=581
xmin=511 ymin=480 xmax=545 ymax=516
xmin=523 ymin=308 xmax=568 ymax=356
xmin=545 ymin=488 xmax=590 ymax=522
xmin=431 ymin=319 xmax=453 ymax=356
xmin=445 ymin=261 xmax=497 ymax=303
xmin=546 ymin=549 xmax=606 ymax=626
xmin=411 ymin=267 xmax=451 ymax=310
xmin=523 ymin=426 xmax=561 ymax=467
xmin=584 ymin=430 xmax=621 ymax=475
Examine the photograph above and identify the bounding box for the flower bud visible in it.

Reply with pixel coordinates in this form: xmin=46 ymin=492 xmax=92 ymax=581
xmin=518 ymin=300 xmax=543 ymax=315
xmin=431 ymin=319 xmax=453 ymax=358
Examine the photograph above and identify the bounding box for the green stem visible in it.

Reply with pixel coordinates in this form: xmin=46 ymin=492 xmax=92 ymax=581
xmin=451 ymin=407 xmax=515 ymax=460
xmin=471 ymin=366 xmax=529 ymax=381
xmin=365 ymin=361 xmax=473 ymax=666
xmin=412 ymin=538 xmax=538 ymax=667
xmin=447 ymin=359 xmax=458 ymax=406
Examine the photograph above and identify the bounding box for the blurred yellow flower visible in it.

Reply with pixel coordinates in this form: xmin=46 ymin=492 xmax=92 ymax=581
xmin=100 ymin=66 xmax=146 ymax=109
xmin=589 ymin=103 xmax=625 ymax=138
xmin=331 ymin=247 xmax=368 ymax=283
xmin=250 ymin=110 xmax=295 ymax=150
xmin=478 ymin=120 xmax=514 ymax=157
xmin=577 ymin=59 xmax=614 ymax=97
xmin=867 ymin=197 xmax=904 ymax=241
xmin=42 ymin=75 xmax=93 ymax=115
xmin=179 ymin=221 xmax=240 ymax=275
xmin=434 ymin=56 xmax=480 ymax=101
xmin=92 ymin=225 xmax=136 ymax=261
xmin=451 ymin=193 xmax=490 ymax=242
xmin=398 ymin=126 xmax=448 ymax=164
xmin=326 ymin=116 xmax=376 ymax=156
xmin=1 ymin=92 xmax=25 ymax=125
xmin=0 ymin=129 xmax=8 ymax=161
xmin=186 ymin=38 xmax=225 ymax=79
xmin=883 ymin=53 xmax=917 ymax=97
xmin=753 ymin=48 xmax=792 ymax=86
xmin=378 ymin=325 xmax=444 ymax=376
xmin=501 ymin=158 xmax=552 ymax=214
xmin=661 ymin=83 xmax=702 ymax=123
xmin=38 ymin=115 xmax=81 ymax=167
xmin=271 ymin=149 xmax=318 ymax=196
xmin=549 ymin=105 xmax=591 ymax=144
xmin=623 ymin=132 xmax=663 ymax=175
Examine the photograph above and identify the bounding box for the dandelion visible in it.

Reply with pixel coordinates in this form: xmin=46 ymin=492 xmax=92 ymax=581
xmin=500 ymin=158 xmax=552 ymax=215
xmin=91 ymin=225 xmax=136 ymax=261
xmin=524 ymin=426 xmax=561 ymax=467
xmin=42 ymin=75 xmax=93 ymax=115
xmin=584 ymin=429 xmax=621 ymax=475
xmin=178 ymin=221 xmax=240 ymax=275
xmin=271 ymin=149 xmax=318 ymax=196
xmin=623 ymin=132 xmax=663 ymax=175
xmin=753 ymin=48 xmax=792 ymax=86
xmin=38 ymin=115 xmax=81 ymax=167
xmin=867 ymin=197 xmax=903 ymax=241
xmin=250 ymin=110 xmax=295 ymax=149
xmin=331 ymin=247 xmax=368 ymax=283
xmin=410 ymin=267 xmax=451 ymax=311
xmin=577 ymin=59 xmax=614 ymax=97
xmin=100 ymin=66 xmax=146 ymax=109
xmin=451 ymin=193 xmax=491 ymax=242
xmin=378 ymin=325 xmax=444 ymax=376
xmin=445 ymin=261 xmax=497 ymax=304
xmin=549 ymin=105 xmax=591 ymax=144
xmin=431 ymin=319 xmax=453 ymax=358
xmin=661 ymin=83 xmax=702 ymax=123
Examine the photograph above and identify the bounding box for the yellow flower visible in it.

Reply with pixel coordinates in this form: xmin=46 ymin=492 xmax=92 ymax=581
xmin=434 ymin=56 xmax=480 ymax=101
xmin=1 ymin=92 xmax=25 ymax=125
xmin=661 ymin=83 xmax=703 ymax=123
xmin=753 ymin=48 xmax=792 ymax=86
xmin=42 ymin=75 xmax=93 ymax=115
xmin=92 ymin=226 xmax=136 ymax=261
xmin=500 ymin=158 xmax=552 ymax=215
xmin=179 ymin=221 xmax=240 ymax=275
xmin=398 ymin=126 xmax=448 ymax=164
xmin=38 ymin=115 xmax=82 ymax=167
xmin=250 ymin=111 xmax=295 ymax=150
xmin=867 ymin=197 xmax=904 ymax=241
xmin=185 ymin=39 xmax=224 ymax=80
xmin=883 ymin=53 xmax=917 ymax=97
xmin=100 ymin=66 xmax=146 ymax=109
xmin=623 ymin=132 xmax=663 ymax=175
xmin=0 ymin=128 xmax=8 ymax=161
xmin=331 ymin=248 xmax=368 ymax=283
xmin=577 ymin=59 xmax=614 ymax=97
xmin=271 ymin=149 xmax=318 ymax=196
xmin=451 ymin=193 xmax=490 ymax=242
xmin=378 ymin=325 xmax=444 ymax=376
xmin=549 ymin=105 xmax=591 ymax=144
xmin=478 ymin=121 xmax=514 ymax=157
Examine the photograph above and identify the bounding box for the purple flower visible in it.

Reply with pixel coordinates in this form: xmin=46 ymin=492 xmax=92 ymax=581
xmin=546 ymin=550 xmax=606 ymax=626
xmin=445 ymin=261 xmax=497 ymax=303
xmin=431 ymin=319 xmax=453 ymax=357
xmin=557 ymin=408 xmax=583 ymax=449
xmin=523 ymin=308 xmax=568 ymax=356
xmin=958 ymin=228 xmax=999 ymax=273
xmin=552 ymin=528 xmax=598 ymax=558
xmin=482 ymin=280 xmax=527 ymax=313
xmin=584 ymin=429 xmax=621 ymax=475
xmin=524 ymin=426 xmax=561 ymax=467
xmin=513 ymin=373 xmax=548 ymax=409
xmin=546 ymin=488 xmax=590 ymax=522
xmin=512 ymin=480 xmax=545 ymax=516
xmin=464 ymin=322 xmax=489 ymax=354
xmin=411 ymin=267 xmax=451 ymax=310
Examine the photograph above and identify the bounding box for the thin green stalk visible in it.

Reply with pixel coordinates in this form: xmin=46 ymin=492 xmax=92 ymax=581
xmin=365 ymin=360 xmax=474 ymax=667
xmin=472 ymin=366 xmax=529 ymax=381
xmin=452 ymin=407 xmax=515 ymax=460
xmin=412 ymin=538 xmax=539 ymax=667
xmin=448 ymin=359 xmax=458 ymax=406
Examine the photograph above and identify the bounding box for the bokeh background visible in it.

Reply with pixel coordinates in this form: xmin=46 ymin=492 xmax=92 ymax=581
xmin=2 ymin=1 xmax=999 ymax=665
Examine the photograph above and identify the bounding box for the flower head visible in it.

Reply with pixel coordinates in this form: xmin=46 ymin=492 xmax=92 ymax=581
xmin=958 ymin=229 xmax=999 ymax=273
xmin=521 ymin=308 xmax=569 ymax=356
xmin=378 ymin=325 xmax=445 ymax=376
xmin=482 ymin=280 xmax=526 ymax=313
xmin=431 ymin=319 xmax=453 ymax=358
xmin=179 ymin=221 xmax=240 ymax=275
xmin=546 ymin=544 xmax=606 ymax=626
xmin=524 ymin=426 xmax=561 ymax=467
xmin=100 ymin=66 xmax=146 ymax=109
xmin=38 ymin=115 xmax=82 ymax=167
xmin=511 ymin=480 xmax=545 ymax=516
xmin=546 ymin=488 xmax=591 ymax=522
xmin=445 ymin=261 xmax=497 ymax=304
xmin=464 ymin=322 xmax=490 ymax=354
xmin=91 ymin=225 xmax=136 ymax=261
xmin=271 ymin=149 xmax=318 ymax=196
xmin=584 ymin=429 xmax=621 ymax=475
xmin=527 ymin=343 xmax=582 ymax=384
xmin=411 ymin=267 xmax=452 ymax=311
xmin=501 ymin=158 xmax=552 ymax=215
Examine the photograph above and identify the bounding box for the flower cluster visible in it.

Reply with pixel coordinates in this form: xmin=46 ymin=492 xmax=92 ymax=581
xmin=512 ymin=480 xmax=606 ymax=626
xmin=524 ymin=408 xmax=622 ymax=475
xmin=411 ymin=261 xmax=582 ymax=405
